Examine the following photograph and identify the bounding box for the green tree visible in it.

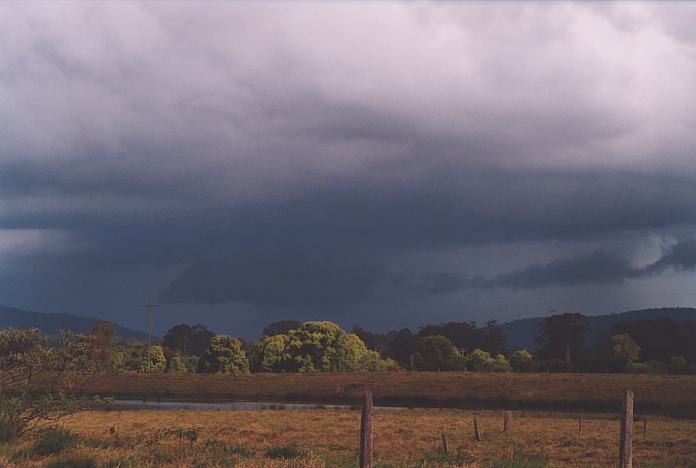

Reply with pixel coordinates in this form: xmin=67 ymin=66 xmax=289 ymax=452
xmin=259 ymin=334 xmax=292 ymax=372
xmin=535 ymin=312 xmax=589 ymax=364
xmin=256 ymin=321 xmax=391 ymax=373
xmin=0 ymin=328 xmax=103 ymax=441
xmin=466 ymin=348 xmax=492 ymax=371
xmin=197 ymin=336 xmax=250 ymax=374
xmin=611 ymin=334 xmax=641 ymax=365
xmin=138 ymin=345 xmax=167 ymax=373
xmin=359 ymin=351 xmax=399 ymax=372
xmin=179 ymin=355 xmax=199 ymax=373
xmin=332 ymin=332 xmax=371 ymax=372
xmin=491 ymin=353 xmax=512 ymax=372
xmin=88 ymin=321 xmax=115 ymax=367
xmin=167 ymin=356 xmax=188 ymax=374
xmin=510 ymin=349 xmax=534 ymax=372
xmin=287 ymin=321 xmax=343 ymax=372
xmin=110 ymin=350 xmax=127 ymax=374
xmin=411 ymin=335 xmax=463 ymax=371
xmin=668 ymin=355 xmax=688 ymax=374
xmin=162 ymin=324 xmax=215 ymax=356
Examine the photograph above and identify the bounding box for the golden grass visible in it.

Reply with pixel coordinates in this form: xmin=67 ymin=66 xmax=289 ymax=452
xmin=80 ymin=372 xmax=696 ymax=416
xmin=6 ymin=408 xmax=696 ymax=467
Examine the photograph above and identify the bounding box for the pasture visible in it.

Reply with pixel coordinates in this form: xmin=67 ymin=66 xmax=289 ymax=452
xmin=2 ymin=408 xmax=696 ymax=467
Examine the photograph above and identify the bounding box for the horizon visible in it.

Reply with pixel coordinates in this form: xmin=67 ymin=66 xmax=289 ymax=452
xmin=2 ymin=2 xmax=696 ymax=338
xmin=3 ymin=302 xmax=695 ymax=341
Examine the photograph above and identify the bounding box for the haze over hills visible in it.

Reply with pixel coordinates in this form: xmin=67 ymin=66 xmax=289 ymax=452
xmin=0 ymin=305 xmax=148 ymax=341
xmin=500 ymin=307 xmax=696 ymax=350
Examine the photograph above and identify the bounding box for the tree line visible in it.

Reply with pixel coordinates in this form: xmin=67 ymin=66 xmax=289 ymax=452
xmin=82 ymin=312 xmax=696 ymax=375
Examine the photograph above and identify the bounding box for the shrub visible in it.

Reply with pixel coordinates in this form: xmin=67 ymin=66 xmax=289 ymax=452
xmin=668 ymin=355 xmax=689 ymax=374
xmin=491 ymin=353 xmax=513 ymax=372
xmin=265 ymin=444 xmax=305 ymax=459
xmin=203 ymin=439 xmax=255 ymax=459
xmin=182 ymin=355 xmax=199 ymax=373
xmin=137 ymin=345 xmax=167 ymax=373
xmin=81 ymin=438 xmax=115 ymax=449
xmin=510 ymin=349 xmax=534 ymax=372
xmin=45 ymin=456 xmax=97 ymax=468
xmin=109 ymin=351 xmax=127 ymax=374
xmin=0 ymin=396 xmax=21 ymax=442
xmin=166 ymin=356 xmax=187 ymax=374
xmin=32 ymin=427 xmax=77 ymax=456
xmin=626 ymin=360 xmax=667 ymax=374
xmin=463 ymin=349 xmax=511 ymax=372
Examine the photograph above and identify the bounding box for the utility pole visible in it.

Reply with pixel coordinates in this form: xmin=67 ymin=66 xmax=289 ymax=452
xmin=142 ymin=302 xmax=159 ymax=372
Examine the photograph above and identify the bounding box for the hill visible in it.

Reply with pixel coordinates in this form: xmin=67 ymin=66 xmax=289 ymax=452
xmin=0 ymin=305 xmax=148 ymax=341
xmin=501 ymin=307 xmax=696 ymax=350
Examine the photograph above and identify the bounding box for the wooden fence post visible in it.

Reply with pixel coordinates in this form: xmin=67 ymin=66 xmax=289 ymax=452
xmin=473 ymin=417 xmax=482 ymax=441
xmin=578 ymin=415 xmax=583 ymax=436
xmin=643 ymin=418 xmax=647 ymax=437
xmin=360 ymin=390 xmax=373 ymax=468
xmin=619 ymin=390 xmax=634 ymax=468
xmin=503 ymin=411 xmax=512 ymax=432
xmin=441 ymin=432 xmax=448 ymax=455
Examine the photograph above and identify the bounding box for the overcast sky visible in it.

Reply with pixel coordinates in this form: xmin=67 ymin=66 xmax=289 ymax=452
xmin=2 ymin=2 xmax=696 ymax=337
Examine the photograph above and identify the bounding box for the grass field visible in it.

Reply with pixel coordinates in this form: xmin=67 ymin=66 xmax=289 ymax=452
xmin=79 ymin=372 xmax=696 ymax=417
xmin=3 ymin=408 xmax=696 ymax=467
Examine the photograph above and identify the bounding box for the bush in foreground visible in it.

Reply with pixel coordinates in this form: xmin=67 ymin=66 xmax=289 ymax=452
xmin=32 ymin=427 xmax=77 ymax=456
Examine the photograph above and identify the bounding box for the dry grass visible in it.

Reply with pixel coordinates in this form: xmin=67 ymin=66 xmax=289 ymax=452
xmin=4 ymin=408 xmax=696 ymax=467
xmin=80 ymin=372 xmax=696 ymax=416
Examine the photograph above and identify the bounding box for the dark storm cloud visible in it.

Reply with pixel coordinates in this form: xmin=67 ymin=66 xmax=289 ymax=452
xmin=2 ymin=2 xmax=696 ymax=330
xmin=646 ymin=239 xmax=696 ymax=273
xmin=161 ymin=253 xmax=409 ymax=308
xmin=419 ymin=240 xmax=696 ymax=293
xmin=482 ymin=250 xmax=640 ymax=289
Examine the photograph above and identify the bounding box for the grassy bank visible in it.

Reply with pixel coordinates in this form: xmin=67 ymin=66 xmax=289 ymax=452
xmin=79 ymin=372 xmax=696 ymax=417
xmin=3 ymin=408 xmax=696 ymax=467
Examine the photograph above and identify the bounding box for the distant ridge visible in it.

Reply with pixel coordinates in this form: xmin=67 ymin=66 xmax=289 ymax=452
xmin=500 ymin=307 xmax=696 ymax=350
xmin=0 ymin=305 xmax=148 ymax=341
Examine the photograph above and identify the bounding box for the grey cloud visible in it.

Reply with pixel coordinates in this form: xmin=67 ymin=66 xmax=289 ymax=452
xmin=646 ymin=239 xmax=696 ymax=274
xmin=484 ymin=250 xmax=640 ymax=289
xmin=2 ymin=3 xmax=696 ymax=332
xmin=421 ymin=241 xmax=696 ymax=294
xmin=161 ymin=252 xmax=409 ymax=308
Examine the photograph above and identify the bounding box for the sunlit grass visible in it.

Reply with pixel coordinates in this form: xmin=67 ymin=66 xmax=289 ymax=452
xmin=4 ymin=408 xmax=695 ymax=467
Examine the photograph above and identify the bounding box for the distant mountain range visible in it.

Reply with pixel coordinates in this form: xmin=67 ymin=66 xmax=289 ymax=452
xmin=2 ymin=303 xmax=695 ymax=349
xmin=500 ymin=307 xmax=696 ymax=350
xmin=0 ymin=305 xmax=148 ymax=341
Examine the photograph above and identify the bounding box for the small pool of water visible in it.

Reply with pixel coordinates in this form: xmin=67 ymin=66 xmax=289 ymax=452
xmin=112 ymin=400 xmax=404 ymax=411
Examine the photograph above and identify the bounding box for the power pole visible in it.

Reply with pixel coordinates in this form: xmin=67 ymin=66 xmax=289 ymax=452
xmin=142 ymin=302 xmax=159 ymax=372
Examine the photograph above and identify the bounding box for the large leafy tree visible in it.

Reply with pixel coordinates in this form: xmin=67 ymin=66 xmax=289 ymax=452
xmin=162 ymin=324 xmax=215 ymax=356
xmin=535 ymin=312 xmax=589 ymax=364
xmin=257 ymin=321 xmax=394 ymax=372
xmin=418 ymin=322 xmax=478 ymax=352
xmin=417 ymin=320 xmax=506 ymax=355
xmin=611 ymin=334 xmax=641 ymax=365
xmin=612 ymin=319 xmax=695 ymax=362
xmin=386 ymin=329 xmax=418 ymax=367
xmin=0 ymin=328 xmax=103 ymax=441
xmin=88 ymin=321 xmax=115 ymax=366
xmin=411 ymin=335 xmax=463 ymax=371
xmin=197 ymin=336 xmax=249 ymax=374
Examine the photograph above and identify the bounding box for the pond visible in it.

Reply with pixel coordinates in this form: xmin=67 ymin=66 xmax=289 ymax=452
xmin=112 ymin=400 xmax=404 ymax=411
